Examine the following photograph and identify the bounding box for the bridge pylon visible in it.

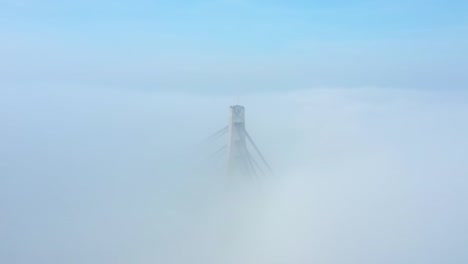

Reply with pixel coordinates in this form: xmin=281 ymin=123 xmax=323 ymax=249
xmin=227 ymin=105 xmax=251 ymax=179
xmin=202 ymin=105 xmax=272 ymax=181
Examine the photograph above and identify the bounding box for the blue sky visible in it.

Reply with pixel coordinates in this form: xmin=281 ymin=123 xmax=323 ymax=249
xmin=1 ymin=0 xmax=467 ymax=92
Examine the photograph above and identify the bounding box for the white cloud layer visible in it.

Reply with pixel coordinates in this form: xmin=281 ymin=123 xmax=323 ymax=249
xmin=1 ymin=85 xmax=467 ymax=263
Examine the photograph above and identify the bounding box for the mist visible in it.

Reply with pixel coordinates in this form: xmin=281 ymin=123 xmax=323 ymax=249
xmin=1 ymin=85 xmax=467 ymax=264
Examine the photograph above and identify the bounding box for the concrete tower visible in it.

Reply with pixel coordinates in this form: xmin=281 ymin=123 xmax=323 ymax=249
xmin=203 ymin=105 xmax=271 ymax=181
xmin=227 ymin=105 xmax=251 ymax=178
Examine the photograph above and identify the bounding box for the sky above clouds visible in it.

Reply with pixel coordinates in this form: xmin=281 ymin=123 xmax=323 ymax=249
xmin=1 ymin=0 xmax=467 ymax=92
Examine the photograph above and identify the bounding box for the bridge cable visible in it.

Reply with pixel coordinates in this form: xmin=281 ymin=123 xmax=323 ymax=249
xmin=245 ymin=130 xmax=273 ymax=174
xmin=201 ymin=126 xmax=228 ymax=145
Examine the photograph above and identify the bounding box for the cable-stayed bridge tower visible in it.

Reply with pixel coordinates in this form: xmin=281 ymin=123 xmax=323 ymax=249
xmin=203 ymin=105 xmax=272 ymax=180
xmin=227 ymin=105 xmax=249 ymax=178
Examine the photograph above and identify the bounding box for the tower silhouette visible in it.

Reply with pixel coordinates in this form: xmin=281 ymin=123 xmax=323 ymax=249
xmin=202 ymin=105 xmax=272 ymax=180
xmin=227 ymin=105 xmax=251 ymax=178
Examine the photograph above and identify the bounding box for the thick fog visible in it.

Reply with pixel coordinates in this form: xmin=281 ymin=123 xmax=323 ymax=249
xmin=1 ymin=85 xmax=467 ymax=264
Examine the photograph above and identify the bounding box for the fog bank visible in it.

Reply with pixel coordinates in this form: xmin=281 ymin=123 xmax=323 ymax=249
xmin=1 ymin=86 xmax=467 ymax=264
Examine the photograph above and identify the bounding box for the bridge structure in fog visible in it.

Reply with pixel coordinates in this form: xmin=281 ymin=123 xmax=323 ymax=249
xmin=204 ymin=105 xmax=272 ymax=180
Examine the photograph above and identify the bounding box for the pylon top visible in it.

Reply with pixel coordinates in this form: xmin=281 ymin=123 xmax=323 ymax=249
xmin=230 ymin=105 xmax=245 ymax=124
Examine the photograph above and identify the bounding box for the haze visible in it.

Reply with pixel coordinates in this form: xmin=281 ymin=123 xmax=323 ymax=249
xmin=1 ymin=1 xmax=468 ymax=264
